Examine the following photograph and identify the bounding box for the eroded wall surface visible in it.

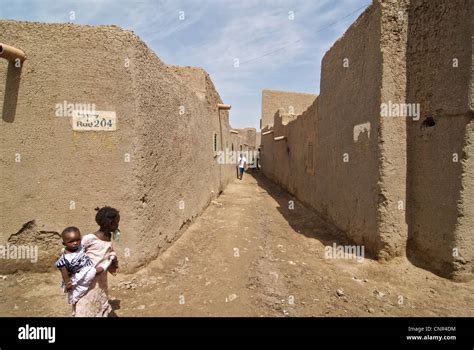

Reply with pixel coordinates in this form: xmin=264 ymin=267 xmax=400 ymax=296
xmin=0 ymin=21 xmax=246 ymax=273
xmin=260 ymin=0 xmax=473 ymax=279
xmin=262 ymin=2 xmax=399 ymax=258
xmin=406 ymin=0 xmax=474 ymax=280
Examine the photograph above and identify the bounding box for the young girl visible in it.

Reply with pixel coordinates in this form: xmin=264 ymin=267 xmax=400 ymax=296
xmin=56 ymin=226 xmax=116 ymax=305
xmin=73 ymin=206 xmax=120 ymax=317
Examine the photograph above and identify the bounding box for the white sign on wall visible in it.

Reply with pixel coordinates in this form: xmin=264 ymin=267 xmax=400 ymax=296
xmin=71 ymin=110 xmax=117 ymax=131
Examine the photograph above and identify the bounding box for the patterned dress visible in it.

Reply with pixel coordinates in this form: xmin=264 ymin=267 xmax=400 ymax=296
xmin=56 ymin=245 xmax=96 ymax=304
xmin=73 ymin=233 xmax=114 ymax=317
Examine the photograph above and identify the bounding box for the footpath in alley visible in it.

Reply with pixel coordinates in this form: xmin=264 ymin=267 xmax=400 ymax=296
xmin=1 ymin=173 xmax=473 ymax=317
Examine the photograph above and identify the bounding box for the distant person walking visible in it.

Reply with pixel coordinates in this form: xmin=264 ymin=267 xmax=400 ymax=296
xmin=238 ymin=153 xmax=247 ymax=180
xmin=256 ymin=148 xmax=261 ymax=170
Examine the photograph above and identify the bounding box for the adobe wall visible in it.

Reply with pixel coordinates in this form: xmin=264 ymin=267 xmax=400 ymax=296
xmin=317 ymin=1 xmax=393 ymax=257
xmin=376 ymin=0 xmax=409 ymax=259
xmin=260 ymin=126 xmax=275 ymax=180
xmin=260 ymin=0 xmax=473 ymax=280
xmin=0 ymin=20 xmax=244 ymax=273
xmin=406 ymin=0 xmax=474 ymax=280
xmin=232 ymin=128 xmax=256 ymax=148
xmin=260 ymin=89 xmax=316 ymax=129
xmin=0 ymin=21 xmax=140 ymax=272
xmin=262 ymin=1 xmax=408 ymax=258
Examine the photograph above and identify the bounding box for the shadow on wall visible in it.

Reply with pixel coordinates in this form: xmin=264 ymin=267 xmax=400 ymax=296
xmin=249 ymin=172 xmax=376 ymax=261
xmin=2 ymin=61 xmax=22 ymax=123
xmin=405 ymin=0 xmax=472 ymax=280
xmin=405 ymin=115 xmax=467 ymax=279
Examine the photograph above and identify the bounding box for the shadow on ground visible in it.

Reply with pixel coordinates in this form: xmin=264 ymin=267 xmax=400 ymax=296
xmin=248 ymin=170 xmax=376 ymax=260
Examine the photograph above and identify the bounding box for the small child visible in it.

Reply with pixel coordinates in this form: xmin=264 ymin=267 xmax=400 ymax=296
xmin=56 ymin=226 xmax=116 ymax=305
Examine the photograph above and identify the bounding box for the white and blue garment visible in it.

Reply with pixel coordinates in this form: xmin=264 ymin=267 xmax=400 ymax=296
xmin=56 ymin=245 xmax=96 ymax=304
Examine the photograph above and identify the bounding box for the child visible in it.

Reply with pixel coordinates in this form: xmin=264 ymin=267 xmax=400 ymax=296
xmin=56 ymin=226 xmax=116 ymax=305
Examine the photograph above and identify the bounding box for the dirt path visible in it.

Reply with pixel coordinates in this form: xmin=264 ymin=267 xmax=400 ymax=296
xmin=1 ymin=173 xmax=473 ymax=316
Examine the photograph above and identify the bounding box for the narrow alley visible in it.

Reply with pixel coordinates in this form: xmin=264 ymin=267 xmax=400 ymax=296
xmin=1 ymin=173 xmax=472 ymax=317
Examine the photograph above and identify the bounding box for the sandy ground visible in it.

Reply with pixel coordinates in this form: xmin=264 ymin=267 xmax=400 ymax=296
xmin=0 ymin=173 xmax=473 ymax=317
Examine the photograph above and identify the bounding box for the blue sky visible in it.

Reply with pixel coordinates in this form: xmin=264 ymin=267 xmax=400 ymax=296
xmin=0 ymin=0 xmax=370 ymax=129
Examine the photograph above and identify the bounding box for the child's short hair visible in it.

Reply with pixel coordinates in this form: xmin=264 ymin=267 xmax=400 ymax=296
xmin=61 ymin=226 xmax=80 ymax=238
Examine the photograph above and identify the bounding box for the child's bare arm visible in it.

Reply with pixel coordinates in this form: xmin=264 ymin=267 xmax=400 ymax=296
xmin=60 ymin=267 xmax=72 ymax=291
xmin=108 ymin=254 xmax=119 ymax=275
